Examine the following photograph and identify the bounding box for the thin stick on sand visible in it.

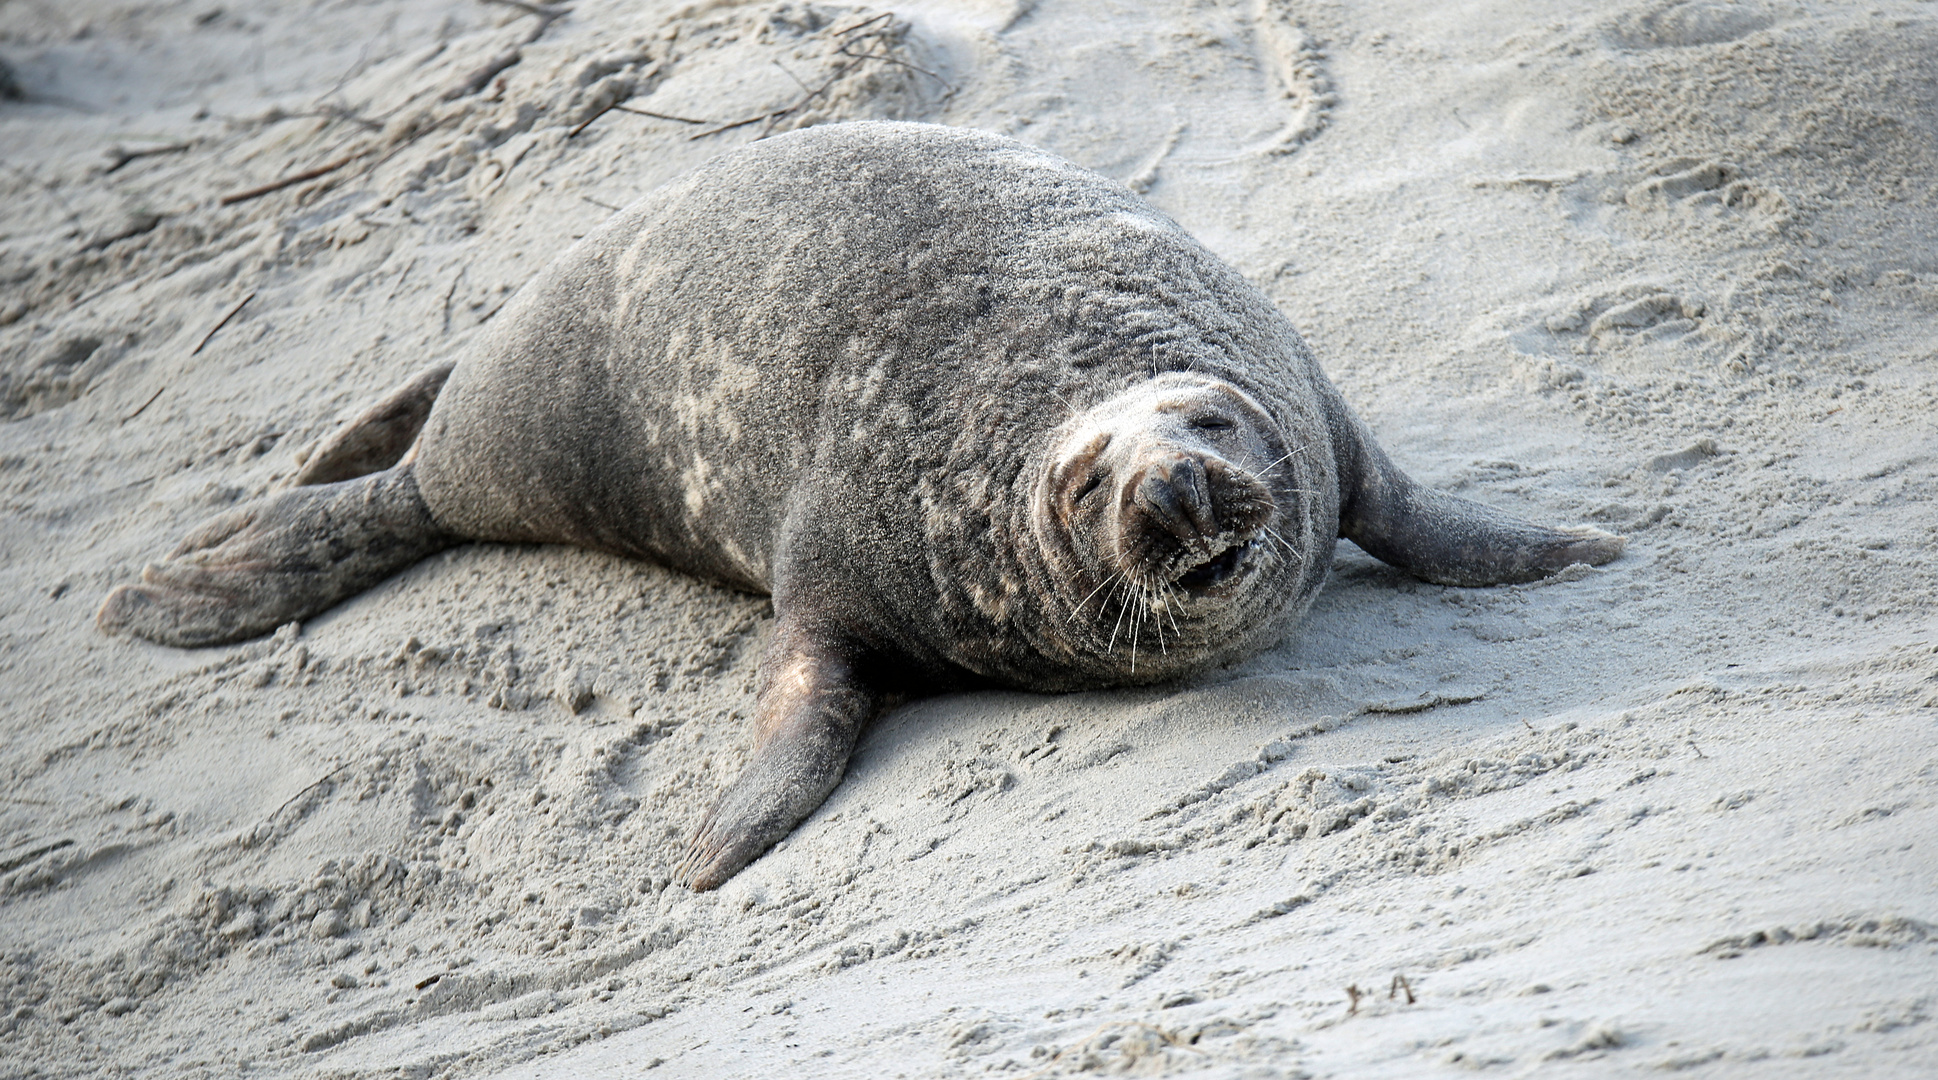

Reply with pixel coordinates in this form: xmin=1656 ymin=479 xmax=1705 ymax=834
xmin=105 ymin=142 xmax=191 ymax=174
xmin=613 ymin=104 xmax=709 ymax=124
xmin=120 ymin=385 xmax=166 ymax=424
xmin=192 ymin=292 xmax=256 ymax=354
xmin=265 ymin=760 xmax=360 ymax=825
xmin=218 ymin=150 xmax=373 ymax=205
xmin=688 ymin=13 xmax=925 ymax=141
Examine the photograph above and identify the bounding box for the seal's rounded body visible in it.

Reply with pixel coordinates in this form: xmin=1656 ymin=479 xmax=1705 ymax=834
xmin=418 ymin=123 xmax=1338 ymax=688
xmin=100 ymin=122 xmax=1621 ymax=889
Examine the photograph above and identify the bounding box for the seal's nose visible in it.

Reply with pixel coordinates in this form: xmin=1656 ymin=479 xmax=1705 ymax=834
xmin=1133 ymin=453 xmax=1219 ymax=540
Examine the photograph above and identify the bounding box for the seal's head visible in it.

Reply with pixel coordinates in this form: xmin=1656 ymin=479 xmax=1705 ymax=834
xmin=1034 ymin=372 xmax=1320 ymax=681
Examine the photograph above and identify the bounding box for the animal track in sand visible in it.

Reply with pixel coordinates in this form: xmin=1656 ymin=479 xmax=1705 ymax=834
xmin=0 ymin=332 xmax=129 ymax=420
xmin=1624 ymin=158 xmax=1786 ymax=219
xmin=1521 ymin=286 xmax=1711 ymax=360
xmin=1250 ymin=0 xmax=1335 ymax=155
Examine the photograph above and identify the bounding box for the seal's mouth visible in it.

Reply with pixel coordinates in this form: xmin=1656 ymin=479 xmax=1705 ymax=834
xmin=1172 ymin=538 xmax=1254 ymax=596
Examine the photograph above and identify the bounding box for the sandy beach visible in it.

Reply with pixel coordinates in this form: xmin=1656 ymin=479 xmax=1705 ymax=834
xmin=2 ymin=0 xmax=1934 ymax=1076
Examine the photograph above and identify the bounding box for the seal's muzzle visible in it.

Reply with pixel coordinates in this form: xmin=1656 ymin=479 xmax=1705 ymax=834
xmin=1116 ymin=450 xmax=1275 ymax=596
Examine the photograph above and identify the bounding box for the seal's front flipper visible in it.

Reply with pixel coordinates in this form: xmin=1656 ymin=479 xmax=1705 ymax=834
xmin=97 ymin=463 xmax=455 ymax=647
xmin=292 ymin=362 xmax=455 ymax=487
xmin=1337 ymin=421 xmax=1624 ymax=587
xmin=676 ymin=616 xmax=878 ymax=891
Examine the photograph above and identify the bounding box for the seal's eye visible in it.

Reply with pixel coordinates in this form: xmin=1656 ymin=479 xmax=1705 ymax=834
xmin=1072 ymin=471 xmax=1104 ymax=505
xmin=1190 ymin=415 xmax=1234 ymax=431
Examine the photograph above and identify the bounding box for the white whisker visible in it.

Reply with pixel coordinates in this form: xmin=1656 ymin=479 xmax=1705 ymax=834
xmin=1262 ymin=525 xmax=1305 ymax=564
xmin=1256 ymin=443 xmax=1309 ymax=475
xmin=1069 ymin=570 xmax=1120 ymax=622
xmin=1107 ymin=572 xmax=1133 ymax=651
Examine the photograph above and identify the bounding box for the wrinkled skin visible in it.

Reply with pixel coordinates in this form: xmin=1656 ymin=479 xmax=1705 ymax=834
xmin=98 ymin=122 xmax=1622 ymax=891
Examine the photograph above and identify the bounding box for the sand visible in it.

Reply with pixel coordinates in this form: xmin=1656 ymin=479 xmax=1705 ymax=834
xmin=1 ymin=0 xmax=1934 ymax=1076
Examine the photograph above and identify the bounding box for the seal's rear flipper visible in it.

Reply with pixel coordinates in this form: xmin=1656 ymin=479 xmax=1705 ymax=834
xmin=292 ymin=362 xmax=455 ymax=487
xmin=1337 ymin=423 xmax=1624 ymax=587
xmin=675 ymin=616 xmax=879 ymax=891
xmin=97 ymin=463 xmax=455 ymax=647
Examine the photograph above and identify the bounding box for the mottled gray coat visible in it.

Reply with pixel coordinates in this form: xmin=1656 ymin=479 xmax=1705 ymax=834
xmin=417 ymin=122 xmax=1341 ymax=690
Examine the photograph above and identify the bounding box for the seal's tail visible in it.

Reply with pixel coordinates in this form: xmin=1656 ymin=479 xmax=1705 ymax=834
xmin=97 ymin=463 xmax=456 ymax=647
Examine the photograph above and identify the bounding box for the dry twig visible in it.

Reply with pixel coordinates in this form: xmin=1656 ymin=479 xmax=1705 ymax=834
xmin=192 ymin=292 xmax=256 ymax=354
xmin=1390 ymin=974 xmax=1416 ymax=1004
xmin=120 ymin=385 xmax=166 ymax=424
xmin=105 ymin=142 xmax=191 ymax=174
xmin=265 ymin=759 xmax=359 ymax=825
xmin=688 ymin=13 xmax=929 ymax=141
xmin=613 ymin=104 xmax=708 ymax=124
xmin=218 ymin=149 xmax=374 ymax=205
xmin=832 ymin=13 xmax=951 ymax=89
xmin=567 ymin=99 xmax=620 ymax=138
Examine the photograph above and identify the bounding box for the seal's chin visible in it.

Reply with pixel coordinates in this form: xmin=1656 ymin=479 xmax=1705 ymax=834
xmin=1172 ymin=538 xmax=1255 ymax=596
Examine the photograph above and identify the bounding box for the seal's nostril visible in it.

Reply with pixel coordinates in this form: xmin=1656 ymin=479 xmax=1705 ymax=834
xmin=1174 ymin=455 xmax=1217 ymax=536
xmin=1135 ymin=469 xmax=1197 ymax=540
xmin=1134 ymin=455 xmax=1219 ymax=541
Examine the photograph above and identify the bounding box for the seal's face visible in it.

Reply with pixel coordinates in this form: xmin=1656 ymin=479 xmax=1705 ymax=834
xmin=1037 ymin=373 xmax=1307 ymax=677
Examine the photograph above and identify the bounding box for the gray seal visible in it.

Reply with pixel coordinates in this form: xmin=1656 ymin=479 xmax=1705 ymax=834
xmin=98 ymin=121 xmax=1622 ymax=889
